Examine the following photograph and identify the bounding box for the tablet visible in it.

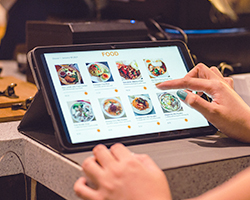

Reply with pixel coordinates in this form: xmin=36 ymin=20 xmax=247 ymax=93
xmin=28 ymin=40 xmax=217 ymax=152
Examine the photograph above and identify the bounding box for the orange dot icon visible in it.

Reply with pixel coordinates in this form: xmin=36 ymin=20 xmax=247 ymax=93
xmin=128 ymin=125 xmax=131 ymax=129
xmin=157 ymin=122 xmax=160 ymax=125
xmin=185 ymin=118 xmax=188 ymax=122
xmin=97 ymin=129 xmax=101 ymax=132
xmin=143 ymin=86 xmax=147 ymax=90
xmin=84 ymin=92 xmax=88 ymax=95
xmin=114 ymin=89 xmax=118 ymax=92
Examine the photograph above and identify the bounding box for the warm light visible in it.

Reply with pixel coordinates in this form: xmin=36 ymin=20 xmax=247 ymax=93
xmin=0 ymin=5 xmax=6 ymax=42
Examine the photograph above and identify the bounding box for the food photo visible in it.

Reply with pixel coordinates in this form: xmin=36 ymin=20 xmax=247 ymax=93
xmin=116 ymin=60 xmax=142 ymax=80
xmin=100 ymin=97 xmax=126 ymax=119
xmin=144 ymin=59 xmax=170 ymax=79
xmin=129 ymin=94 xmax=155 ymax=116
xmin=87 ymin=62 xmax=113 ymax=83
xmin=158 ymin=92 xmax=183 ymax=113
xmin=55 ymin=64 xmax=83 ymax=85
xmin=68 ymin=100 xmax=95 ymax=123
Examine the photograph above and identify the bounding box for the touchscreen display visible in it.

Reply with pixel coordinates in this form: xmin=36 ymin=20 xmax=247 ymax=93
xmin=42 ymin=45 xmax=209 ymax=144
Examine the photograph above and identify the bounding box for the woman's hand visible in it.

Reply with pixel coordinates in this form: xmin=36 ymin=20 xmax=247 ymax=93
xmin=157 ymin=63 xmax=250 ymax=143
xmin=74 ymin=143 xmax=172 ymax=200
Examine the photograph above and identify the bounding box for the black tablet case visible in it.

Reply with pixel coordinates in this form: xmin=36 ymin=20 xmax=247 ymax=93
xmin=18 ymin=90 xmax=62 ymax=152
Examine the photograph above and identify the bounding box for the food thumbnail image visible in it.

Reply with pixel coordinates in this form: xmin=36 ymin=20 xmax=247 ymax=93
xmin=129 ymin=94 xmax=155 ymax=115
xmin=68 ymin=100 xmax=95 ymax=123
xmin=144 ymin=59 xmax=169 ymax=78
xmin=100 ymin=97 xmax=126 ymax=119
xmin=158 ymin=92 xmax=183 ymax=113
xmin=116 ymin=60 xmax=142 ymax=80
xmin=87 ymin=62 xmax=113 ymax=83
xmin=56 ymin=64 xmax=83 ymax=85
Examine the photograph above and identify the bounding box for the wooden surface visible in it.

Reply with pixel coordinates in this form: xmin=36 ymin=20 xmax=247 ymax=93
xmin=0 ymin=76 xmax=37 ymax=122
xmin=0 ymin=107 xmax=26 ymax=122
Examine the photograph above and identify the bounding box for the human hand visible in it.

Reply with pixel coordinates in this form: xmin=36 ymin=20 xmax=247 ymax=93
xmin=156 ymin=63 xmax=250 ymax=143
xmin=74 ymin=143 xmax=172 ymax=200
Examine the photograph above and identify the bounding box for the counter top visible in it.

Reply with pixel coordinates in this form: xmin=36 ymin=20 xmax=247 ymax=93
xmin=0 ymin=121 xmax=82 ymax=200
xmin=1 ymin=120 xmax=250 ymax=200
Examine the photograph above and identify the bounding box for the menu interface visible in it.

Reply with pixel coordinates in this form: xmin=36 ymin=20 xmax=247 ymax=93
xmin=43 ymin=46 xmax=209 ymax=144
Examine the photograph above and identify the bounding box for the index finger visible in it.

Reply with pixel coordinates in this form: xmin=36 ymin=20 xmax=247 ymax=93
xmin=157 ymin=77 xmax=216 ymax=96
xmin=185 ymin=63 xmax=223 ymax=80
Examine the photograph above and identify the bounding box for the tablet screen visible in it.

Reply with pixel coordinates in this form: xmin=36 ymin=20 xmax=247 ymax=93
xmin=38 ymin=42 xmax=209 ymax=146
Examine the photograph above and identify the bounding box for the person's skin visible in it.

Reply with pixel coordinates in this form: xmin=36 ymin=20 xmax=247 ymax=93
xmin=188 ymin=166 xmax=250 ymax=200
xmin=74 ymin=143 xmax=172 ymax=200
xmin=157 ymin=63 xmax=250 ymax=143
xmin=74 ymin=63 xmax=250 ymax=200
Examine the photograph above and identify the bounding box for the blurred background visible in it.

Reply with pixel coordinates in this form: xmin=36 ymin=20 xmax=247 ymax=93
xmin=1 ymin=0 xmax=250 ymax=79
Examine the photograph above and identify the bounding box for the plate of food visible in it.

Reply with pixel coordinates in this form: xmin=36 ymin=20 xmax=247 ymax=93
xmin=130 ymin=95 xmax=153 ymax=115
xmin=70 ymin=101 xmax=95 ymax=122
xmin=159 ymin=92 xmax=182 ymax=112
xmin=145 ymin=59 xmax=167 ymax=77
xmin=116 ymin=61 xmax=141 ymax=80
xmin=57 ymin=64 xmax=82 ymax=85
xmin=101 ymin=98 xmax=124 ymax=118
xmin=87 ymin=63 xmax=111 ymax=82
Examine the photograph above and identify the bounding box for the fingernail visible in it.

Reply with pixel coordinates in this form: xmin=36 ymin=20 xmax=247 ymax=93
xmin=155 ymin=82 xmax=162 ymax=86
xmin=177 ymin=90 xmax=188 ymax=100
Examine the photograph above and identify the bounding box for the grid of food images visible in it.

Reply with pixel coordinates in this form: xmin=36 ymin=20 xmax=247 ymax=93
xmin=55 ymin=58 xmax=185 ymax=124
xmin=47 ymin=47 xmax=208 ymax=144
xmin=45 ymin=43 xmax=211 ymax=143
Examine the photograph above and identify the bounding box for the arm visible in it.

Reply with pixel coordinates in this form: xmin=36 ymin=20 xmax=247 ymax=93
xmin=157 ymin=63 xmax=250 ymax=143
xmin=74 ymin=143 xmax=172 ymax=200
xmin=188 ymin=166 xmax=250 ymax=200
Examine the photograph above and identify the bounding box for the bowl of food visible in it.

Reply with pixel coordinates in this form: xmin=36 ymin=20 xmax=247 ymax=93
xmin=146 ymin=59 xmax=167 ymax=77
xmin=102 ymin=98 xmax=124 ymax=118
xmin=88 ymin=63 xmax=111 ymax=82
xmin=116 ymin=61 xmax=141 ymax=80
xmin=71 ymin=101 xmax=95 ymax=122
xmin=159 ymin=92 xmax=181 ymax=112
xmin=88 ymin=63 xmax=104 ymax=76
xmin=130 ymin=95 xmax=152 ymax=115
xmin=58 ymin=64 xmax=82 ymax=85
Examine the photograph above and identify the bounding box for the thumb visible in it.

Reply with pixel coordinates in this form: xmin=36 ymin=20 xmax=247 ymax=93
xmin=177 ymin=90 xmax=215 ymax=121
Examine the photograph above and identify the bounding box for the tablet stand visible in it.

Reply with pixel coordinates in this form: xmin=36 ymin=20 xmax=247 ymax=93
xmin=18 ymin=90 xmax=62 ymax=152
